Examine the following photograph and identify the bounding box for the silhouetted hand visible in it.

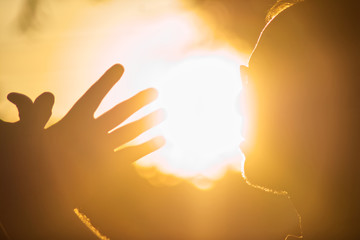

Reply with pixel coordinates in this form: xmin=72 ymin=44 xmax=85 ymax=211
xmin=0 ymin=64 xmax=164 ymax=239
xmin=1 ymin=91 xmax=54 ymax=129
xmin=0 ymin=91 xmax=54 ymax=201
xmin=43 ymin=64 xmax=164 ymax=205
xmin=0 ymin=91 xmax=62 ymax=239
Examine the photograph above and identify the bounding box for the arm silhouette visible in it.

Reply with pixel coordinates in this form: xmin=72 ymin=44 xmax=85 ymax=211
xmin=0 ymin=64 xmax=164 ymax=239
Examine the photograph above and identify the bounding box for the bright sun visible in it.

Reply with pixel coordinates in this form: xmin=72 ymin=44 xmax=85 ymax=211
xmin=152 ymin=52 xmax=243 ymax=177
xmin=54 ymin=2 xmax=246 ymax=189
xmin=130 ymin=49 xmax=245 ymax=189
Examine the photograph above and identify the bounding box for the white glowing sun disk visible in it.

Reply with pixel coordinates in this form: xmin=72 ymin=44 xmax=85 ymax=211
xmin=144 ymin=52 xmax=244 ymax=179
xmin=52 ymin=4 xmax=246 ymax=185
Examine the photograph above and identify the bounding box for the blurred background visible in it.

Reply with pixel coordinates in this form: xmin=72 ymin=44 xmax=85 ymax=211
xmin=0 ymin=1 xmax=300 ymax=238
xmin=0 ymin=0 xmax=276 ymax=187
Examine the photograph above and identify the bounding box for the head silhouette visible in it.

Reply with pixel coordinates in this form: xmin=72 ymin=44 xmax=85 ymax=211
xmin=243 ymin=0 xmax=360 ymax=238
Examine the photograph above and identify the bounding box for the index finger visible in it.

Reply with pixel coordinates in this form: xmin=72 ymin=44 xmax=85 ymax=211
xmin=68 ymin=64 xmax=124 ymax=117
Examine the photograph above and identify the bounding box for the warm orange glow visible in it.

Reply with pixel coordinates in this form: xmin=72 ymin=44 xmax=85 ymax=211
xmin=0 ymin=0 xmax=248 ymax=189
xmin=74 ymin=208 xmax=109 ymax=240
xmin=140 ymin=51 xmax=245 ymax=188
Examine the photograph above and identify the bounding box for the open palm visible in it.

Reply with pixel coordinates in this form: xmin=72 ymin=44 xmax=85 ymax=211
xmin=44 ymin=64 xmax=164 ymax=205
xmin=0 ymin=64 xmax=164 ymax=239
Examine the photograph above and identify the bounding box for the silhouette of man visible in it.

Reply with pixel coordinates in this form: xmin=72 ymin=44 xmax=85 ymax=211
xmin=241 ymin=0 xmax=360 ymax=238
xmin=2 ymin=1 xmax=359 ymax=239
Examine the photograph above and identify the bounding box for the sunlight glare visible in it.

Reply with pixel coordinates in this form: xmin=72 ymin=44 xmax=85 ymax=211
xmin=152 ymin=52 xmax=243 ymax=180
xmin=51 ymin=1 xmax=246 ymax=188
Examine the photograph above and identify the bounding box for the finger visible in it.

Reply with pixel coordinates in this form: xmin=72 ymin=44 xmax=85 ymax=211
xmin=7 ymin=92 xmax=33 ymax=122
xmin=33 ymin=92 xmax=55 ymax=128
xmin=96 ymin=88 xmax=158 ymax=131
xmin=115 ymin=136 xmax=165 ymax=162
xmin=109 ymin=109 xmax=165 ymax=149
xmin=69 ymin=64 xmax=124 ymax=117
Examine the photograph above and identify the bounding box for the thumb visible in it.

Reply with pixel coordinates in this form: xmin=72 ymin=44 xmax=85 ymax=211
xmin=7 ymin=92 xmax=33 ymax=123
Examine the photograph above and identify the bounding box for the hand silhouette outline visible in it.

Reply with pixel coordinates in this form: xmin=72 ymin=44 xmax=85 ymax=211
xmin=0 ymin=64 xmax=164 ymax=239
xmin=44 ymin=64 xmax=165 ymax=204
